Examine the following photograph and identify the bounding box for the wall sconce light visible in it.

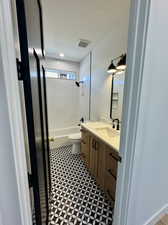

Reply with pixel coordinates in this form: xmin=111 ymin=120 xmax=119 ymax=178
xmin=107 ymin=54 xmax=127 ymax=74
xmin=117 ymin=54 xmax=126 ymax=70
xmin=107 ymin=61 xmax=117 ymax=74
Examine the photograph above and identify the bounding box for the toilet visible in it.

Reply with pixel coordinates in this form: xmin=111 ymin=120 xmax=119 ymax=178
xmin=69 ymin=133 xmax=81 ymax=154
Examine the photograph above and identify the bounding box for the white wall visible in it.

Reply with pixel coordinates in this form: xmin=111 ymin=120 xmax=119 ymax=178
xmin=44 ymin=58 xmax=80 ymax=136
xmin=91 ymin=28 xmax=129 ymax=121
xmin=126 ymin=1 xmax=168 ymax=224
xmin=0 ymin=57 xmax=22 ymax=225
xmin=112 ymin=72 xmax=125 ymax=121
xmin=79 ymin=53 xmax=91 ymax=121
xmin=80 ymin=23 xmax=129 ymax=122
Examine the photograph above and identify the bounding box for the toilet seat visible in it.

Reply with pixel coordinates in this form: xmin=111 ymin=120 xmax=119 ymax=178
xmin=69 ymin=133 xmax=81 ymax=140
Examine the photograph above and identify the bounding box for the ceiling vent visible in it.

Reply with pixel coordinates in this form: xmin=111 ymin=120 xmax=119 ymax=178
xmin=78 ymin=39 xmax=90 ymax=48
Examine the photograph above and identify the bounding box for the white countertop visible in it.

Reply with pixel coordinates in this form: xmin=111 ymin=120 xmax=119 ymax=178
xmin=81 ymin=121 xmax=120 ymax=153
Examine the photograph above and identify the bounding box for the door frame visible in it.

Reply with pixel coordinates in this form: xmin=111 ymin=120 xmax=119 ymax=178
xmin=113 ymin=0 xmax=151 ymax=224
xmin=0 ymin=0 xmax=151 ymax=225
xmin=0 ymin=1 xmax=32 ymax=225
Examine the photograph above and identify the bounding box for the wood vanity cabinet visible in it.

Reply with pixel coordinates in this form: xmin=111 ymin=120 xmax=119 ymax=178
xmin=89 ymin=137 xmax=105 ymax=189
xmin=97 ymin=142 xmax=106 ymax=189
xmin=80 ymin=127 xmax=121 ymax=204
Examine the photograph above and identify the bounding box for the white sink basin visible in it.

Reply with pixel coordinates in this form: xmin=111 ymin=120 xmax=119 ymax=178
xmin=82 ymin=122 xmax=121 ymax=151
xmin=95 ymin=127 xmax=120 ymax=138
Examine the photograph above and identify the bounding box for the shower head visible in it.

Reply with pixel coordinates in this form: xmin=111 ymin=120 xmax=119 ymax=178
xmin=75 ymin=81 xmax=80 ymax=87
xmin=75 ymin=81 xmax=84 ymax=87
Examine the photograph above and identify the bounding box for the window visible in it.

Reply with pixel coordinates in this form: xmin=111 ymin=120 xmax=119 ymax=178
xmin=45 ymin=68 xmax=77 ymax=80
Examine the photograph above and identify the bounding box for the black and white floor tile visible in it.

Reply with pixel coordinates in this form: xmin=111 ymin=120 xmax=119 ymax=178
xmin=49 ymin=144 xmax=113 ymax=225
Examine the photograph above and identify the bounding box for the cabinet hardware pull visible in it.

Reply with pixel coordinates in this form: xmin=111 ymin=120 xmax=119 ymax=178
xmin=95 ymin=142 xmax=97 ymax=151
xmin=81 ymin=153 xmax=86 ymax=158
xmin=94 ymin=140 xmax=96 ymax=149
xmin=95 ymin=142 xmax=99 ymax=151
xmin=92 ymin=139 xmax=94 ymax=148
xmin=109 ymin=153 xmax=121 ymax=162
xmin=81 ymin=139 xmax=86 ymax=144
xmin=92 ymin=139 xmax=96 ymax=149
xmin=107 ymin=190 xmax=115 ymax=202
xmin=107 ymin=169 xmax=117 ymax=180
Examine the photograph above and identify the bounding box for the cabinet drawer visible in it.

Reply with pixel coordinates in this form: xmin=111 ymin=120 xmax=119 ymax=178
xmin=104 ymin=171 xmax=116 ymax=202
xmin=97 ymin=143 xmax=105 ymax=189
xmin=105 ymin=147 xmax=118 ymax=178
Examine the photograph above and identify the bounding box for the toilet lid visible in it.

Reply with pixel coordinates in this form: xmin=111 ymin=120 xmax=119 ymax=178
xmin=69 ymin=133 xmax=81 ymax=140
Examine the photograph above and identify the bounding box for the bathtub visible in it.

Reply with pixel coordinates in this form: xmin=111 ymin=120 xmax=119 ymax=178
xmin=49 ymin=126 xmax=80 ymax=138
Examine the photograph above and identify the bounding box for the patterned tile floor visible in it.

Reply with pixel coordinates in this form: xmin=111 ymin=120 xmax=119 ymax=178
xmin=49 ymin=144 xmax=113 ymax=225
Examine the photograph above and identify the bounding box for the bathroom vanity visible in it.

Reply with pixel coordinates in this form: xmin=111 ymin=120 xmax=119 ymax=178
xmin=80 ymin=122 xmax=121 ymax=205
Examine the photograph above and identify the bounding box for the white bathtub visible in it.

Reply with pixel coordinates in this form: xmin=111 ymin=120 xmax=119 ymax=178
xmin=49 ymin=126 xmax=81 ymax=138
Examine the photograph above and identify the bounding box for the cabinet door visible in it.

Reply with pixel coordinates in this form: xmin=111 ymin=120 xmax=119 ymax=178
xmin=81 ymin=140 xmax=89 ymax=167
xmin=81 ymin=129 xmax=86 ymax=157
xmin=89 ymin=137 xmax=96 ymax=176
xmin=97 ymin=143 xmax=105 ymax=189
xmin=89 ymin=136 xmax=99 ymax=178
xmin=94 ymin=140 xmax=99 ymax=177
xmin=81 ymin=139 xmax=86 ymax=157
xmin=81 ymin=129 xmax=90 ymax=168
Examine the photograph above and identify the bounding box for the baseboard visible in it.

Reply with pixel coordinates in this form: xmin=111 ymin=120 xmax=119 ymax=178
xmin=143 ymin=204 xmax=168 ymax=225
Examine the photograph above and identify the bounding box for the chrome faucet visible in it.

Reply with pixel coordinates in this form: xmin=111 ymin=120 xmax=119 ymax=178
xmin=112 ymin=118 xmax=120 ymax=130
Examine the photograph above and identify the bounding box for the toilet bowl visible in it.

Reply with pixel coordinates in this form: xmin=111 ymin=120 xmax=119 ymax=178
xmin=69 ymin=133 xmax=81 ymax=154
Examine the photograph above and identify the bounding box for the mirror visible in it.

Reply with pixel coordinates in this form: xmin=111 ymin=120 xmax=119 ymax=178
xmin=110 ymin=71 xmax=125 ymax=123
